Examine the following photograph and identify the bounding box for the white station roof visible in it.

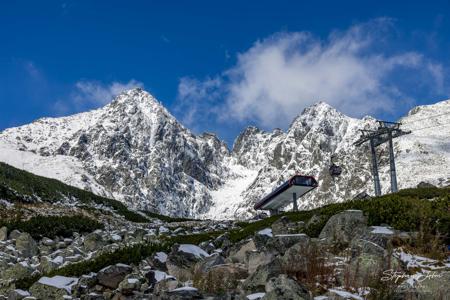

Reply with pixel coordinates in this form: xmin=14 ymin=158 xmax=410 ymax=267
xmin=254 ymin=175 xmax=318 ymax=211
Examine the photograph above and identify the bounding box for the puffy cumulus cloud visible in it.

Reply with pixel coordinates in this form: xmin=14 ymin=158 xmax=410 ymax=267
xmin=177 ymin=19 xmax=446 ymax=129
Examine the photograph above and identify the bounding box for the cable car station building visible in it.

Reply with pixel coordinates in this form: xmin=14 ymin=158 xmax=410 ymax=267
xmin=254 ymin=175 xmax=318 ymax=215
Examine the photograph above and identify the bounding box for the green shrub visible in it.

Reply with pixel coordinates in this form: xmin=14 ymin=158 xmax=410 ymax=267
xmin=0 ymin=162 xmax=148 ymax=223
xmin=234 ymin=221 xmax=250 ymax=228
xmin=167 ymin=231 xmax=223 ymax=245
xmin=230 ymin=187 xmax=450 ymax=243
xmin=141 ymin=210 xmax=195 ymax=223
xmin=0 ymin=215 xmax=103 ymax=240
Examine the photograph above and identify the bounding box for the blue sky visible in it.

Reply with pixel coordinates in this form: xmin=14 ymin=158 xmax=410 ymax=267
xmin=1 ymin=1 xmax=449 ymax=147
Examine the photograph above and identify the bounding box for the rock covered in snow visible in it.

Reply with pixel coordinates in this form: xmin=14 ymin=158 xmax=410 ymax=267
xmin=7 ymin=289 xmax=30 ymax=300
xmin=29 ymin=275 xmax=78 ymax=299
xmin=166 ymin=244 xmax=210 ymax=280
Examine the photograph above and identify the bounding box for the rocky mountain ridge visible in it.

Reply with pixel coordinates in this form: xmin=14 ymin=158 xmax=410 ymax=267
xmin=0 ymin=88 xmax=449 ymax=218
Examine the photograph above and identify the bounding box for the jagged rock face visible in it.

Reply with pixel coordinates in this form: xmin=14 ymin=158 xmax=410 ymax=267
xmin=0 ymin=89 xmax=449 ymax=219
xmin=71 ymin=91 xmax=230 ymax=215
xmin=0 ymin=89 xmax=230 ymax=216
xmin=231 ymin=100 xmax=450 ymax=217
xmin=231 ymin=102 xmax=379 ymax=215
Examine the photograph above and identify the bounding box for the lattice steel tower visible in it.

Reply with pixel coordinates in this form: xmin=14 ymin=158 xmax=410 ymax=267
xmin=354 ymin=121 xmax=411 ymax=196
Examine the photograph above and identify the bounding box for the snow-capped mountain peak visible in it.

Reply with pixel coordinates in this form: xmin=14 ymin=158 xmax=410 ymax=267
xmin=107 ymin=88 xmax=172 ymax=120
xmin=0 ymin=90 xmax=448 ymax=219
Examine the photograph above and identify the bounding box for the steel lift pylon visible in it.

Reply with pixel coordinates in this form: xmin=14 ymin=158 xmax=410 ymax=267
xmin=354 ymin=121 xmax=411 ymax=196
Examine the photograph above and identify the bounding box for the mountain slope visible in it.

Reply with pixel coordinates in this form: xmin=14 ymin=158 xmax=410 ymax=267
xmin=0 ymin=89 xmax=449 ymax=219
xmin=229 ymin=100 xmax=450 ymax=218
xmin=0 ymin=161 xmax=147 ymax=222
xmin=0 ymin=89 xmax=232 ymax=217
xmin=230 ymin=102 xmax=374 ymax=216
xmin=395 ymin=100 xmax=450 ymax=188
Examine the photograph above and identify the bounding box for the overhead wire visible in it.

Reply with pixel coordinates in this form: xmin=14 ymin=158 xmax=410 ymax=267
xmin=404 ymin=120 xmax=450 ymax=132
xmin=401 ymin=111 xmax=450 ymax=125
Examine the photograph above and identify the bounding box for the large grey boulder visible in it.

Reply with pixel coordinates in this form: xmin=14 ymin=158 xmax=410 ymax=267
xmin=341 ymin=237 xmax=403 ymax=288
xmin=346 ymin=253 xmax=384 ymax=287
xmin=166 ymin=244 xmax=209 ymax=280
xmin=97 ymin=263 xmax=132 ymax=289
xmin=38 ymin=256 xmax=60 ymax=273
xmin=280 ymin=239 xmax=331 ymax=279
xmin=83 ymin=231 xmax=105 ymax=252
xmin=29 ymin=276 xmax=78 ymax=300
xmin=253 ymin=229 xmax=273 ymax=250
xmin=211 ymin=263 xmax=248 ymax=287
xmin=15 ymin=233 xmax=38 ymax=257
xmin=195 ymin=263 xmax=248 ymax=295
xmin=213 ymin=233 xmax=232 ymax=252
xmin=319 ymin=210 xmax=367 ymax=248
xmin=7 ymin=289 xmax=30 ymax=300
xmin=264 ymin=274 xmax=311 ymax=300
xmin=228 ymin=239 xmax=256 ymax=263
xmin=247 ymin=250 xmax=274 ymax=274
xmin=151 ymin=251 xmax=168 ymax=271
xmin=8 ymin=230 xmax=21 ymax=240
xmin=198 ymin=240 xmax=216 ymax=254
xmin=354 ymin=225 xmax=397 ymax=250
xmin=194 ymin=253 xmax=225 ymax=273
xmin=153 ymin=277 xmax=180 ymax=295
xmin=0 ymin=262 xmax=33 ymax=282
xmin=210 ymin=263 xmax=248 ymax=279
xmin=266 ymin=234 xmax=310 ymax=255
xmin=72 ymin=272 xmax=98 ymax=298
xmin=41 ymin=237 xmax=56 ymax=247
xmin=241 ymin=257 xmax=283 ymax=292
xmin=0 ymin=227 xmax=7 ymax=241
xmin=145 ymin=270 xmax=175 ymax=290
xmin=118 ymin=275 xmax=142 ymax=296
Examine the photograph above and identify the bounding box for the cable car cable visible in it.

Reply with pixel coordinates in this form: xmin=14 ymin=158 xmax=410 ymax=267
xmin=401 ymin=111 xmax=450 ymax=125
xmin=404 ymin=121 xmax=450 ymax=132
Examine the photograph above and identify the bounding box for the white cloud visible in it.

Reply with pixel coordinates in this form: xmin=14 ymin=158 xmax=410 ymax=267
xmin=176 ymin=77 xmax=222 ymax=127
xmin=73 ymin=79 xmax=144 ymax=106
xmin=177 ymin=19 xmax=446 ymax=129
xmin=53 ymin=79 xmax=143 ymax=115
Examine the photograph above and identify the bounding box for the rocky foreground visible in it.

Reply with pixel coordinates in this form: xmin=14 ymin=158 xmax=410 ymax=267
xmin=1 ymin=203 xmax=449 ymax=300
